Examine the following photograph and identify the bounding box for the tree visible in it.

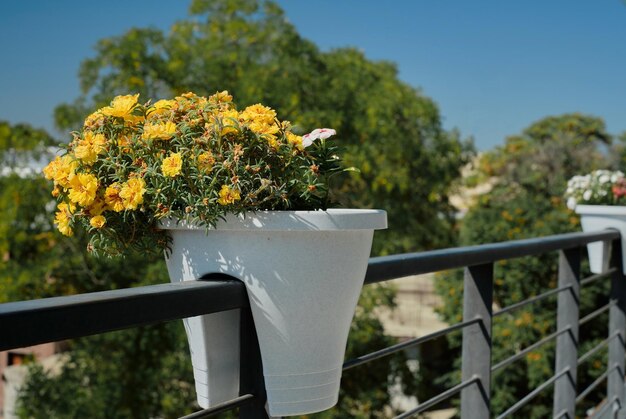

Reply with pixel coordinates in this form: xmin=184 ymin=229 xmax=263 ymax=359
xmin=54 ymin=0 xmax=473 ymax=255
xmin=8 ymin=0 xmax=474 ymax=416
xmin=435 ymin=113 xmax=615 ymax=417
xmin=0 ymin=121 xmax=198 ymax=418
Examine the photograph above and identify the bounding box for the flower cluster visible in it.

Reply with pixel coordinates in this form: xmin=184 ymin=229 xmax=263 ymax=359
xmin=44 ymin=92 xmax=343 ymax=255
xmin=564 ymin=170 xmax=626 ymax=209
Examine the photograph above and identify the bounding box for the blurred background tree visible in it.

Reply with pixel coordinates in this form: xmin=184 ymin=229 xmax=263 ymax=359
xmin=7 ymin=0 xmax=626 ymax=416
xmin=5 ymin=0 xmax=474 ymax=417
xmin=434 ymin=113 xmax=618 ymax=417
xmin=54 ymin=0 xmax=473 ymax=256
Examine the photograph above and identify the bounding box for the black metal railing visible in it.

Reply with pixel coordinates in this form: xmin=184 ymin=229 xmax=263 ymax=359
xmin=1 ymin=229 xmax=625 ymax=419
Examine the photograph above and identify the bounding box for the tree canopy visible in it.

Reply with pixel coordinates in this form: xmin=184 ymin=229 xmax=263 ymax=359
xmin=435 ymin=113 xmax=615 ymax=417
xmin=2 ymin=0 xmax=477 ymax=416
xmin=54 ymin=0 xmax=472 ymax=255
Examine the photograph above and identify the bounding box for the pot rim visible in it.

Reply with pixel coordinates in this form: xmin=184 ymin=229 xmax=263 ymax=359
xmin=159 ymin=208 xmax=387 ymax=232
xmin=576 ymin=204 xmax=626 ymax=216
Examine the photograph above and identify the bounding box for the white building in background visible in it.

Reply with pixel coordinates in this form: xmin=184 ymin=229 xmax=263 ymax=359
xmin=378 ymin=274 xmax=455 ymax=419
xmin=0 ymin=345 xmax=65 ymax=419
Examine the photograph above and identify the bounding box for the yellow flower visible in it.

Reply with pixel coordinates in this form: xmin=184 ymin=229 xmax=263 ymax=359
xmin=117 ymin=134 xmax=132 ymax=148
xmin=527 ymin=352 xmax=542 ymax=362
xmin=119 ymin=178 xmax=146 ymax=210
xmin=162 ymin=153 xmax=183 ymax=177
xmin=265 ymin=135 xmax=279 ymax=149
xmin=240 ymin=104 xmax=280 ymax=146
xmin=90 ymin=215 xmax=106 ymax=229
xmin=249 ymin=121 xmax=279 ymax=135
xmin=147 ymin=99 xmax=176 ymax=118
xmin=68 ymin=173 xmax=98 ymax=207
xmin=197 ymin=151 xmax=215 ymax=173
xmin=209 ymin=90 xmax=233 ymax=104
xmin=240 ymin=104 xmax=276 ymax=125
xmin=142 ymin=121 xmax=177 ymax=140
xmin=105 ymin=183 xmax=125 ymax=212
xmin=74 ymin=131 xmax=107 ymax=164
xmin=175 ymin=92 xmax=207 ymax=110
xmin=101 ymin=94 xmax=140 ymax=120
xmin=43 ymin=155 xmax=78 ymax=189
xmin=86 ymin=198 xmax=106 ymax=216
xmin=286 ymin=132 xmax=304 ymax=151
xmin=54 ymin=202 xmax=75 ymax=237
xmin=218 ymin=109 xmax=240 ymax=136
xmin=125 ymin=114 xmax=145 ymax=126
xmin=84 ymin=110 xmax=105 ymax=129
xmin=217 ymin=185 xmax=241 ymax=205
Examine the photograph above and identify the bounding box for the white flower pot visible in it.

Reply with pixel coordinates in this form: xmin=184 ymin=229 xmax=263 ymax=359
xmin=576 ymin=205 xmax=626 ymax=274
xmin=162 ymin=209 xmax=387 ymax=416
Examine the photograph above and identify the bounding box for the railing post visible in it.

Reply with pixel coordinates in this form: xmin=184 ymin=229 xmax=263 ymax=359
xmin=553 ymin=247 xmax=581 ymax=419
xmin=608 ymin=237 xmax=626 ymax=416
xmin=461 ymin=263 xmax=493 ymax=419
xmin=238 ymin=306 xmax=269 ymax=419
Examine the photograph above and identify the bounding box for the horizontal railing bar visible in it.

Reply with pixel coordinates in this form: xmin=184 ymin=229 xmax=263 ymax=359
xmin=343 ymin=318 xmax=480 ymax=371
xmin=578 ymin=333 xmax=619 ymax=365
xmin=0 ymin=274 xmax=248 ymax=351
xmin=364 ymin=230 xmax=619 ymax=284
xmin=553 ymin=409 xmax=568 ymax=419
xmin=494 ymin=285 xmax=571 ymax=317
xmin=178 ymin=394 xmax=255 ymax=418
xmin=492 ymin=327 xmax=570 ymax=373
xmin=581 ymin=268 xmax=616 ymax=286
xmin=393 ymin=376 xmax=479 ymax=419
xmin=580 ymin=302 xmax=614 ymax=326
xmin=495 ymin=368 xmax=569 ymax=419
xmin=575 ymin=365 xmax=618 ymax=404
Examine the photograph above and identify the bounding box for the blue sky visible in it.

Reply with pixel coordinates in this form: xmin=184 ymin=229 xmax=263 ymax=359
xmin=1 ymin=1 xmax=626 ymax=150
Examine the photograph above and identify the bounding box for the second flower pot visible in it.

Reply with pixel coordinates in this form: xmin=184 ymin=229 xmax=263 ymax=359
xmin=576 ymin=204 xmax=626 ymax=274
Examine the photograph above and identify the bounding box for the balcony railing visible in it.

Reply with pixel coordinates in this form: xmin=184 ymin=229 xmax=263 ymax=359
xmin=1 ymin=229 xmax=624 ymax=418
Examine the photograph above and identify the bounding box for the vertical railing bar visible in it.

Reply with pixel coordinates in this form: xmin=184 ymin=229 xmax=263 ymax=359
xmin=460 ymin=263 xmax=493 ymax=419
xmin=607 ymin=235 xmax=626 ymax=416
xmin=238 ymin=306 xmax=269 ymax=419
xmin=552 ymin=247 xmax=581 ymax=418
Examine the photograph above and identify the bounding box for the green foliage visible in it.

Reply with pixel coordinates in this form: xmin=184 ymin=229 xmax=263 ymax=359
xmin=9 ymin=0 xmax=472 ymax=416
xmin=435 ymin=113 xmax=614 ymax=417
xmin=522 ymin=113 xmax=612 ymax=145
xmin=54 ymin=0 xmax=473 ymax=255
xmin=16 ymin=320 xmax=196 ymax=419
xmin=0 ymin=120 xmax=56 ymax=165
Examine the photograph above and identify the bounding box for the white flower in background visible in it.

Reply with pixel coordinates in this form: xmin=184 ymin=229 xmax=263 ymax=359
xmin=567 ymin=197 xmax=577 ymax=210
xmin=565 ymin=170 xmax=626 ymax=209
xmin=302 ymin=128 xmax=336 ymax=147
